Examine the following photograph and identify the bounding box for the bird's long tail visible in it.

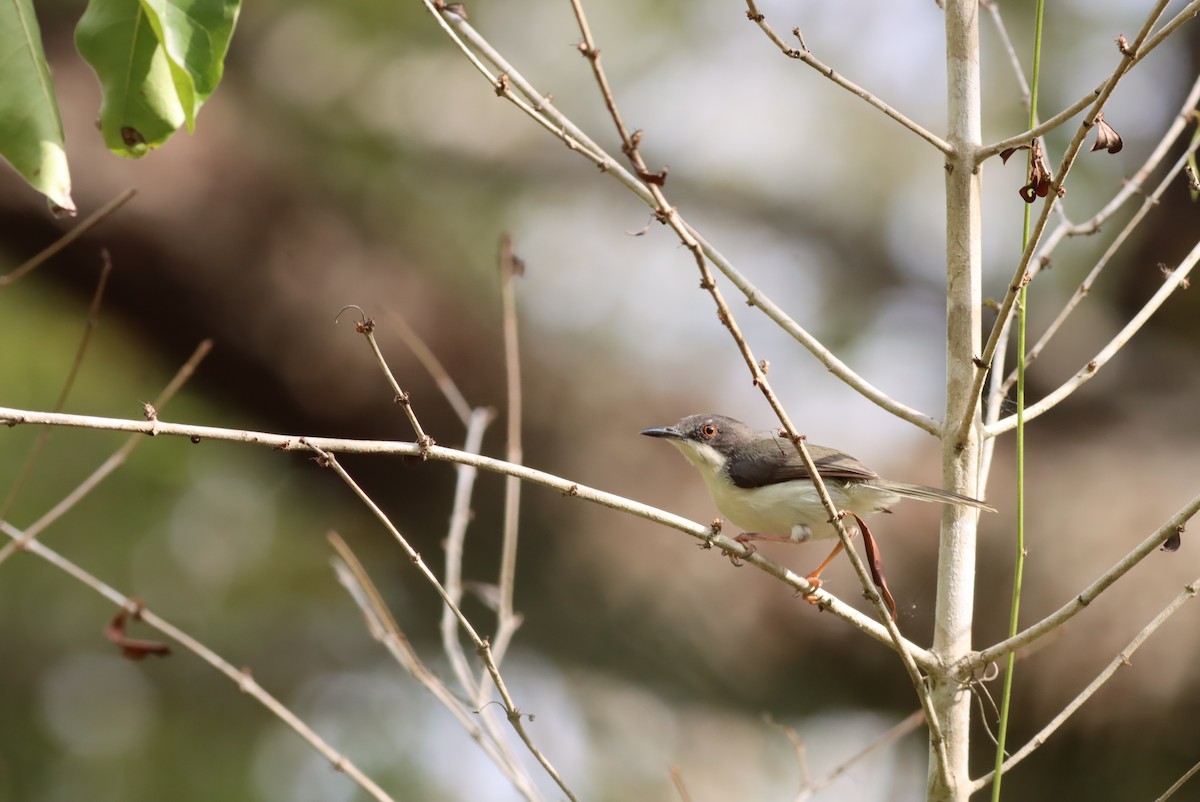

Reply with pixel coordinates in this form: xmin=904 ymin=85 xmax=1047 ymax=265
xmin=879 ymin=481 xmax=996 ymax=513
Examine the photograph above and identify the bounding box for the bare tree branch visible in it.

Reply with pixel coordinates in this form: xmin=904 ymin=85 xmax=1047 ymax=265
xmin=0 ymin=405 xmax=938 ymax=667
xmin=981 ymin=1 xmax=1032 ymax=118
xmin=442 ymin=407 xmax=496 ymax=696
xmin=1154 ymin=758 xmax=1200 ymax=802
xmin=971 ymin=576 xmax=1200 ymax=790
xmin=491 ymin=234 xmax=525 ymax=666
xmin=986 ymin=240 xmax=1198 ymax=437
xmin=743 ymin=0 xmax=952 ymax=154
xmin=336 ymin=307 xmax=433 ymax=449
xmin=959 ymin=492 xmax=1200 ymax=674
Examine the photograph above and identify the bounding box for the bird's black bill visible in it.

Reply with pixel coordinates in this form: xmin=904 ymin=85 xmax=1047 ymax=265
xmin=640 ymin=426 xmax=682 ymax=439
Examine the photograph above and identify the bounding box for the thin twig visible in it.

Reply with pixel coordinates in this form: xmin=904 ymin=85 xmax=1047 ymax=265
xmin=492 ymin=234 xmax=524 ymax=665
xmin=1155 ymin=757 xmax=1200 ymax=802
xmin=451 ymin=410 xmax=536 ymax=786
xmin=0 ymin=340 xmax=213 ymax=566
xmin=442 ymin=407 xmax=496 ymax=697
xmin=981 ymin=1 xmax=1032 ymax=118
xmin=442 ymin=407 xmax=535 ymax=789
xmin=986 ymin=239 xmax=1199 ymax=437
xmin=766 ymin=716 xmax=812 ymax=793
xmin=1142 ymin=0 xmax=1200 ymax=55
xmin=743 ymin=0 xmax=951 ymax=154
xmin=0 ymin=252 xmax=113 ymax=520
xmin=308 ymin=447 xmax=486 ymax=650
xmin=566 ymin=0 xmax=640 ymax=162
xmin=328 ymin=532 xmax=541 ymax=800
xmin=669 ymin=767 xmax=693 ymax=802
xmin=959 ymin=492 xmax=1200 ymax=675
xmin=336 ymin=306 xmax=434 ymax=449
xmin=685 ymin=223 xmax=940 ymax=434
xmin=970 ymin=577 xmax=1200 ymax=791
xmin=0 ymin=522 xmax=396 ymax=802
xmin=386 ymin=311 xmax=473 ymax=426
xmin=0 ymin=188 xmax=137 ymax=289
xmin=416 ymin=2 xmax=611 ymax=171
xmin=304 ymin=446 xmax=579 ymax=802
xmin=981 ymin=91 xmax=1100 ymax=164
xmin=793 ymin=709 xmax=925 ymax=802
xmin=0 ymin=405 xmax=939 ymax=669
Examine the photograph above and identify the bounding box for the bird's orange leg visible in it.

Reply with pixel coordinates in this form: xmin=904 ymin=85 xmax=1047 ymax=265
xmin=802 ymin=540 xmax=845 ymax=602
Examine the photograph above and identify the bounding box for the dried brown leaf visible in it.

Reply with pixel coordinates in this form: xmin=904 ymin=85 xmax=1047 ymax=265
xmin=106 ymin=602 xmax=171 ymax=660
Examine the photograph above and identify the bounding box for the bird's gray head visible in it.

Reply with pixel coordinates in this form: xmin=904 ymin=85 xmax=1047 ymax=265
xmin=640 ymin=414 xmax=757 ymax=474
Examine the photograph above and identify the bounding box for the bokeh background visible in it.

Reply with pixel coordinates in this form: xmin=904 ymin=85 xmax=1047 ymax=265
xmin=2 ymin=0 xmax=1200 ymax=800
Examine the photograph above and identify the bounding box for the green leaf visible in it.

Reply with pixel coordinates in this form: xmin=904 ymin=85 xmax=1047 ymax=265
xmin=0 ymin=0 xmax=75 ymax=212
xmin=139 ymin=0 xmax=240 ymax=132
xmin=74 ymin=0 xmax=240 ymax=158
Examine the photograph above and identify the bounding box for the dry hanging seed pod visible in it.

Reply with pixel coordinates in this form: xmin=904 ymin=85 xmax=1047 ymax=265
xmin=1001 ymin=139 xmax=1055 ymax=203
xmin=1090 ymin=113 xmax=1123 ymax=154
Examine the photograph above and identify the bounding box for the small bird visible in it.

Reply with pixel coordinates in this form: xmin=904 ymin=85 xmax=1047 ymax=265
xmin=642 ymin=414 xmax=995 ymax=614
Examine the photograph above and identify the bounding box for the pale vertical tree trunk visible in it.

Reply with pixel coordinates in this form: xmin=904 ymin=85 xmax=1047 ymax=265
xmin=932 ymin=1 xmax=984 ymax=800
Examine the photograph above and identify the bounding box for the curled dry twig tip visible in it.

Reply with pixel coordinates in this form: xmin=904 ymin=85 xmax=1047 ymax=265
xmin=334 ymin=304 xmax=373 ymax=331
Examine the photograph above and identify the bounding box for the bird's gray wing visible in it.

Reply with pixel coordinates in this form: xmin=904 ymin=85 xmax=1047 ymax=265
xmin=727 ymin=434 xmax=880 ymax=488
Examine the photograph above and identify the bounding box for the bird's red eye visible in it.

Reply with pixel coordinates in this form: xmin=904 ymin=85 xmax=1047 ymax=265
xmin=701 ymin=423 xmax=718 ymax=438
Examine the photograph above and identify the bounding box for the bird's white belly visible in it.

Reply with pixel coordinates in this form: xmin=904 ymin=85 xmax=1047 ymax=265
xmin=703 ymin=475 xmax=900 ymax=541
